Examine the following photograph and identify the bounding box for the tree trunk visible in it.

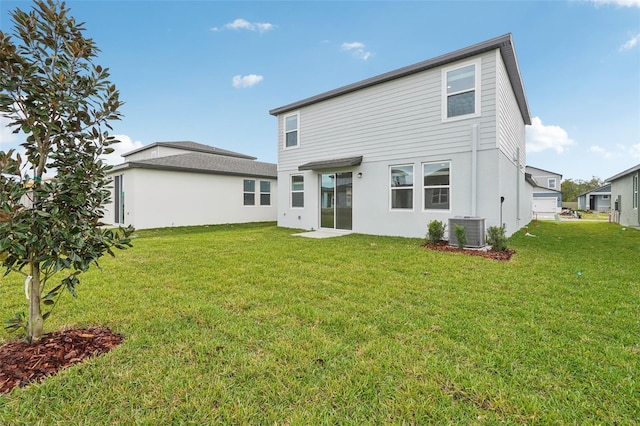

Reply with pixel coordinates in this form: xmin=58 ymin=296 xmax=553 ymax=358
xmin=28 ymin=263 xmax=44 ymax=343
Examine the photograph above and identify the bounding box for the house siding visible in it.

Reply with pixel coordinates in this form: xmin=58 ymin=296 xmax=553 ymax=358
xmin=277 ymin=51 xmax=499 ymax=173
xmin=496 ymin=51 xmax=525 ymax=170
xmin=611 ymin=171 xmax=640 ymax=227
xmin=104 ymin=169 xmax=277 ymax=230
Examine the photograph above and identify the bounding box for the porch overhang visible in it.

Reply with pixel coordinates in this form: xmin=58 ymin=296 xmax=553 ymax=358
xmin=298 ymin=156 xmax=363 ymax=171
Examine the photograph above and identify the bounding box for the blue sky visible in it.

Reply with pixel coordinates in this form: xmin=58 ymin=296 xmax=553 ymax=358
xmin=1 ymin=0 xmax=639 ymax=182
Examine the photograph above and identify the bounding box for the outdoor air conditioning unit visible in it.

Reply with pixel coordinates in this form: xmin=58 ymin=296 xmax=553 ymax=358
xmin=448 ymin=216 xmax=486 ymax=248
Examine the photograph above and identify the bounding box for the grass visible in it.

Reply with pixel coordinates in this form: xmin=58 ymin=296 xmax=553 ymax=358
xmin=0 ymin=221 xmax=638 ymax=424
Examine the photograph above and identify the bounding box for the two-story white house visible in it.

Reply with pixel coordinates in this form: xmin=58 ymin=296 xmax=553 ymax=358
xmin=525 ymin=165 xmax=563 ymax=216
xmin=270 ymin=34 xmax=531 ymax=239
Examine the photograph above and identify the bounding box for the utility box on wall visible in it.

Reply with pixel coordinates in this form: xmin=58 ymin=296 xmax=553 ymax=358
xmin=449 ymin=217 xmax=486 ymax=248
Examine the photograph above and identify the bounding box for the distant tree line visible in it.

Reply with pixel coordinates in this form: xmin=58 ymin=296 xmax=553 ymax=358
xmin=561 ymin=177 xmax=606 ymax=203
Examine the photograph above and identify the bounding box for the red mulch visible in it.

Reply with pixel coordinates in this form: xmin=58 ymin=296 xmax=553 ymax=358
xmin=423 ymin=241 xmax=515 ymax=261
xmin=0 ymin=327 xmax=123 ymax=394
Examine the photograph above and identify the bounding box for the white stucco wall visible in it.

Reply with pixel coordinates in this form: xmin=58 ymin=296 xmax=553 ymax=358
xmin=104 ymin=168 xmax=277 ymax=229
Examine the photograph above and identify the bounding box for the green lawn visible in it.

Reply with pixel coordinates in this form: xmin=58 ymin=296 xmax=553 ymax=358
xmin=1 ymin=221 xmax=638 ymax=424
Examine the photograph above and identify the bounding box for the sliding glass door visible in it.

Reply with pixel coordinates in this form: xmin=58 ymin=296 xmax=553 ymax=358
xmin=320 ymin=172 xmax=352 ymax=230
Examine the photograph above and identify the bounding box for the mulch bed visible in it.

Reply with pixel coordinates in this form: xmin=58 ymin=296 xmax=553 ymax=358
xmin=423 ymin=241 xmax=515 ymax=261
xmin=0 ymin=327 xmax=123 ymax=394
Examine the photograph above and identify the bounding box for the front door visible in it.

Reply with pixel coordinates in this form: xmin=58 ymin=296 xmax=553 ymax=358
xmin=320 ymin=172 xmax=352 ymax=230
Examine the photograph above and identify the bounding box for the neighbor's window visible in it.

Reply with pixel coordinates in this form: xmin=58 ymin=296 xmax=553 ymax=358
xmin=390 ymin=165 xmax=413 ymax=210
xmin=285 ymin=113 xmax=299 ymax=148
xmin=260 ymin=180 xmax=271 ymax=206
xmin=548 ymin=178 xmax=557 ymax=189
xmin=291 ymin=175 xmax=304 ymax=208
xmin=244 ymin=179 xmax=255 ymax=206
xmin=423 ymin=161 xmax=450 ymax=210
xmin=634 ymin=173 xmax=638 ymax=209
xmin=443 ymin=60 xmax=480 ymax=120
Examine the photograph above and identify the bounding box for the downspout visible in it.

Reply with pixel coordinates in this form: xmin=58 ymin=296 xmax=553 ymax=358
xmin=471 ymin=124 xmax=478 ymax=217
xmin=516 ymin=147 xmax=521 ymax=224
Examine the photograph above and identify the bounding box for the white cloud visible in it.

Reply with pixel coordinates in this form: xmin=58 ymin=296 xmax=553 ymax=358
xmin=0 ymin=115 xmax=19 ymax=146
xmin=619 ymin=33 xmax=640 ymax=52
xmin=629 ymin=143 xmax=640 ymax=158
xmin=102 ymin=134 xmax=144 ymax=166
xmin=588 ymin=145 xmax=616 ymax=159
xmin=588 ymin=143 xmax=640 ymax=160
xmin=591 ymin=0 xmax=640 ymax=6
xmin=341 ymin=41 xmax=373 ymax=60
xmin=526 ymin=116 xmax=576 ymax=154
xmin=232 ymin=74 xmax=264 ymax=89
xmin=211 ymin=18 xmax=275 ymax=33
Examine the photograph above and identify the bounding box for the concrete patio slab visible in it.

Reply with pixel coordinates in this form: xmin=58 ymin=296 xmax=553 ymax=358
xmin=292 ymin=229 xmax=353 ymax=239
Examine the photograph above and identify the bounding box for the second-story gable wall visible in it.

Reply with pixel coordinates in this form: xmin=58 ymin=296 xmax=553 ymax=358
xmin=496 ymin=50 xmax=526 ymax=171
xmin=277 ymin=50 xmax=501 ymax=170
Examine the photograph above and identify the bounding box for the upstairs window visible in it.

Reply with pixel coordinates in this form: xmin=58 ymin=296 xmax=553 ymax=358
xmin=285 ymin=113 xmax=299 ymax=148
xmin=243 ymin=179 xmax=255 ymax=206
xmin=260 ymin=181 xmax=271 ymax=206
xmin=390 ymin=165 xmax=414 ymax=210
xmin=443 ymin=60 xmax=480 ymax=120
xmin=424 ymin=162 xmax=450 ymax=210
xmin=548 ymin=178 xmax=557 ymax=189
xmin=291 ymin=175 xmax=304 ymax=208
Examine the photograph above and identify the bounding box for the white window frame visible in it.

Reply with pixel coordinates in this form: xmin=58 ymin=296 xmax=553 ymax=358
xmin=291 ymin=174 xmax=304 ymax=208
xmin=548 ymin=178 xmax=557 ymax=189
xmin=243 ymin=179 xmax=256 ymax=206
xmin=423 ymin=161 xmax=452 ymax=211
xmin=441 ymin=59 xmax=481 ymax=122
xmin=284 ymin=112 xmax=300 ymax=149
xmin=389 ymin=164 xmax=414 ymax=211
xmin=260 ymin=180 xmax=271 ymax=206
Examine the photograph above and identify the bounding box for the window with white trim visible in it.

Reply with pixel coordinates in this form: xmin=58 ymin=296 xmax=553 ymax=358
xmin=291 ymin=175 xmax=304 ymax=208
xmin=423 ymin=161 xmax=450 ymax=210
xmin=442 ymin=60 xmax=480 ymax=120
xmin=260 ymin=181 xmax=271 ymax=206
xmin=285 ymin=113 xmax=299 ymax=148
xmin=634 ymin=173 xmax=638 ymax=209
xmin=548 ymin=178 xmax=557 ymax=189
xmin=390 ymin=165 xmax=413 ymax=210
xmin=243 ymin=179 xmax=255 ymax=206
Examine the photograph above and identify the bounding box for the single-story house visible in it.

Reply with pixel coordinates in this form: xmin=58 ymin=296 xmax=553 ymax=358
xmin=608 ymin=163 xmax=639 ymax=227
xmin=103 ymin=141 xmax=277 ymax=230
xmin=525 ymin=165 xmax=563 ymax=216
xmin=577 ymin=184 xmax=611 ymax=212
xmin=270 ymin=33 xmax=532 ymax=241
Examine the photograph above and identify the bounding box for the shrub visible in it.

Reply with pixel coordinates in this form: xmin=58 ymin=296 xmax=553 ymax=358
xmin=486 ymin=226 xmax=508 ymax=251
xmin=426 ymin=220 xmax=446 ymax=245
xmin=454 ymin=224 xmax=467 ymax=249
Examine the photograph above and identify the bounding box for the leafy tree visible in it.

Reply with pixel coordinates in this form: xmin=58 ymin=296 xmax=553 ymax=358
xmin=0 ymin=0 xmax=133 ymax=343
xmin=561 ymin=177 xmax=606 ymax=203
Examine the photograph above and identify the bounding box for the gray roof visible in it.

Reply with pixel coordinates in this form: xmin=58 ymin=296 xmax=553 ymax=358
xmin=607 ymin=163 xmax=640 ymax=182
xmin=122 ymin=141 xmax=256 ymax=160
xmin=577 ymin=184 xmax=611 ymax=197
xmin=269 ymin=33 xmax=531 ymax=125
xmin=110 ymin=152 xmax=277 ymax=179
xmin=526 ymin=165 xmax=563 ymax=178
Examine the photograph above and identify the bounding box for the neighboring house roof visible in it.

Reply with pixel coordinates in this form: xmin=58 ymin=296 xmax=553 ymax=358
xmin=525 ymin=165 xmax=563 ymax=179
xmin=110 ymin=152 xmax=277 ymax=179
xmin=525 ymin=173 xmax=537 ymax=187
xmin=269 ymin=33 xmax=531 ymax=125
xmin=607 ymin=163 xmax=640 ymax=182
xmin=577 ymin=184 xmax=611 ymax=198
xmin=122 ymin=141 xmax=257 ymax=160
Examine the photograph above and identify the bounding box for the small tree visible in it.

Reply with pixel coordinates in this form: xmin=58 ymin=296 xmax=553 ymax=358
xmin=0 ymin=0 xmax=133 ymax=343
